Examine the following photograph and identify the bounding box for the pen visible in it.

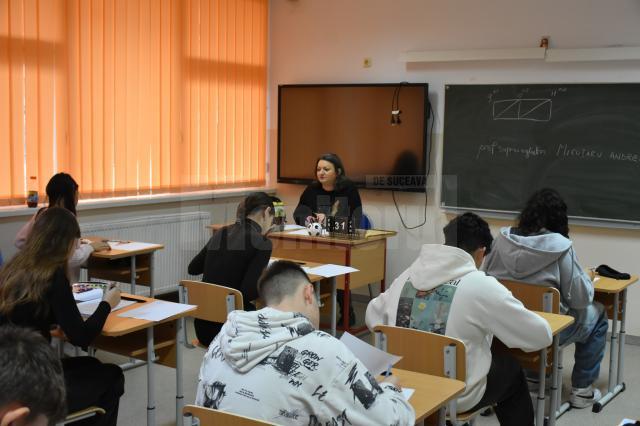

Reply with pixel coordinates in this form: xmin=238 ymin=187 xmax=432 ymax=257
xmin=384 ymin=364 xmax=392 ymax=377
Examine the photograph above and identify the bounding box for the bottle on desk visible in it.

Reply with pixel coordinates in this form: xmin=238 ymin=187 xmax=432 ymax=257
xmin=27 ymin=176 xmax=39 ymax=208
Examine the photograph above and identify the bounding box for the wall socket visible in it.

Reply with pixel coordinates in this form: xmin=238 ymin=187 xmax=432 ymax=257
xmin=363 ymin=57 xmax=372 ymax=68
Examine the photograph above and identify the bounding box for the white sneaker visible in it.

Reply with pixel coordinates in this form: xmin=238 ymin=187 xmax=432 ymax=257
xmin=569 ymin=386 xmax=602 ymax=408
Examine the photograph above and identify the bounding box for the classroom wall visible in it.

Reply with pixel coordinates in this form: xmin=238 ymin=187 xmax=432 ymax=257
xmin=267 ymin=0 xmax=640 ymax=335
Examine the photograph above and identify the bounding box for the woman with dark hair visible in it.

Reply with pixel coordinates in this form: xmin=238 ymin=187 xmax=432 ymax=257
xmin=483 ymin=188 xmax=607 ymax=409
xmin=293 ymin=153 xmax=362 ymax=228
xmin=0 ymin=207 xmax=125 ymax=426
xmin=14 ymin=173 xmax=110 ymax=283
xmin=293 ymin=153 xmax=362 ymax=326
xmin=188 ymin=192 xmax=275 ymax=346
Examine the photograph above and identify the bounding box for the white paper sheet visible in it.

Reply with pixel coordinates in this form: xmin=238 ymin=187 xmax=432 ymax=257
xmin=339 ymin=332 xmax=402 ymax=376
xmin=117 ymin=300 xmax=195 ymax=321
xmin=305 ymin=264 xmax=359 ymax=278
xmin=402 ymin=388 xmax=415 ymax=400
xmin=284 ymin=224 xmax=305 ymax=231
xmin=285 ymin=229 xmax=311 ymax=236
xmin=73 ymin=288 xmax=103 ymax=302
xmin=107 ymin=241 xmax=159 ymax=251
xmin=77 ymin=299 xmax=136 ymax=317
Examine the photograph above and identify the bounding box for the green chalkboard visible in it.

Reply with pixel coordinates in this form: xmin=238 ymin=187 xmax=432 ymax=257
xmin=441 ymin=83 xmax=640 ymax=223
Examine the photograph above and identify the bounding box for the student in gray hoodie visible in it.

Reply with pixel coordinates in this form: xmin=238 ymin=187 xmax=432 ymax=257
xmin=482 ymin=188 xmax=608 ymax=408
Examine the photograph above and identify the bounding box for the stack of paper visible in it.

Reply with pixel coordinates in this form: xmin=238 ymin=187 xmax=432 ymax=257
xmin=339 ymin=332 xmax=402 ymax=376
xmin=77 ymin=299 xmax=136 ymax=317
xmin=283 ymin=224 xmax=305 ymax=231
xmin=73 ymin=288 xmax=103 ymax=302
xmin=107 ymin=241 xmax=158 ymax=251
xmin=305 ymin=264 xmax=359 ymax=278
xmin=118 ymin=300 xmax=195 ymax=321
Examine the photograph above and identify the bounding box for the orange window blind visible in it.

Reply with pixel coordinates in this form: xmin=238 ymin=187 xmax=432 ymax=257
xmin=0 ymin=0 xmax=267 ymax=206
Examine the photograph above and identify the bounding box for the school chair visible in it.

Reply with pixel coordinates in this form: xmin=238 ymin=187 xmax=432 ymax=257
xmin=182 ymin=404 xmax=276 ymax=426
xmin=56 ymin=406 xmax=105 ymax=425
xmin=179 ymin=280 xmax=244 ymax=348
xmin=498 ymin=280 xmax=570 ymax=420
xmin=373 ymin=324 xmax=483 ymax=426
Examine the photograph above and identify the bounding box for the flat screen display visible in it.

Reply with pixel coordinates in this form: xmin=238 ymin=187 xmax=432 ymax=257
xmin=278 ymin=83 xmax=429 ymax=192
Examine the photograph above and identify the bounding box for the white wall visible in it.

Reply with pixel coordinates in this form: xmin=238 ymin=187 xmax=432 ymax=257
xmin=268 ymin=0 xmax=640 ymax=334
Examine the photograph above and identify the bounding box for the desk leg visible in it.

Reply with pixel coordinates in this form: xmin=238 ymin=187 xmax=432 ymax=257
xmin=592 ymin=293 xmax=621 ymax=413
xmin=147 ymin=327 xmax=156 ymax=426
xmin=548 ymin=336 xmax=560 ymax=426
xmin=536 ymin=347 xmax=547 ymax=426
xmin=149 ymin=253 xmax=155 ymax=298
xmin=130 ymin=256 xmax=137 ymax=295
xmin=176 ymin=318 xmax=185 ymax=426
xmin=608 ymin=292 xmax=619 ymax=394
xmin=594 ymin=290 xmax=627 ymax=412
xmin=617 ymin=289 xmax=627 ymax=386
xmin=330 ymin=277 xmax=337 ymax=337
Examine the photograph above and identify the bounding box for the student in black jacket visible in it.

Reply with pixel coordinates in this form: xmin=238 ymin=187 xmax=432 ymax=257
xmin=293 ymin=153 xmax=362 ymax=326
xmin=188 ymin=192 xmax=275 ymax=346
xmin=0 ymin=208 xmax=124 ymax=426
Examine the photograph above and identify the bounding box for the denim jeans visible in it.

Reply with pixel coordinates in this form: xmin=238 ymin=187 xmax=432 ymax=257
xmin=559 ymin=301 xmax=608 ymax=388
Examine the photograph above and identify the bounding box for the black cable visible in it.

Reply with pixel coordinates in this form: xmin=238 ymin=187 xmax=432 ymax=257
xmin=392 ymin=189 xmax=428 ymax=230
xmin=391 ymin=99 xmax=433 ymax=230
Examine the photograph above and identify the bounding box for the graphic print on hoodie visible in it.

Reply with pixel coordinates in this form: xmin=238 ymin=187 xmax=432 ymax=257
xmin=396 ymin=278 xmax=460 ymax=334
xmin=195 ymin=307 xmax=415 ymax=425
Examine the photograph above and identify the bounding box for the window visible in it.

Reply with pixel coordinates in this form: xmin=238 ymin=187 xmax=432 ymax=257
xmin=0 ymin=0 xmax=267 ymax=206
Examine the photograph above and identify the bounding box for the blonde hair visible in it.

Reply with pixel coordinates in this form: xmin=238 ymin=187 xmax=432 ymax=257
xmin=0 ymin=208 xmax=80 ymax=315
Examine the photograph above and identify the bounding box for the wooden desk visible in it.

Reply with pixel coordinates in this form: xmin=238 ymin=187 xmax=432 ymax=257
xmin=593 ymin=274 xmax=638 ymax=413
xmin=91 ymin=293 xmax=195 ymax=426
xmin=380 ymin=368 xmax=465 ymax=424
xmin=267 ymin=229 xmax=396 ymax=334
xmin=85 ymin=237 xmax=164 ymax=296
xmin=495 ymin=311 xmax=573 ymax=426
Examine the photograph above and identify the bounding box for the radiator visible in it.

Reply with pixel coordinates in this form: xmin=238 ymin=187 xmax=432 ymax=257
xmin=80 ymin=211 xmax=211 ymax=295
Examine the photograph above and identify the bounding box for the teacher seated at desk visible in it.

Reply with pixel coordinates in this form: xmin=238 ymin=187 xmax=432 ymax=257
xmin=188 ymin=192 xmax=275 ymax=347
xmin=293 ymin=153 xmax=362 ymax=229
xmin=293 ymin=153 xmax=362 ymax=326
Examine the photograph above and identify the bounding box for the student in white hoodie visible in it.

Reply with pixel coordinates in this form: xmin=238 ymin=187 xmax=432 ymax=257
xmin=482 ymin=188 xmax=608 ymax=408
xmin=195 ymin=260 xmax=415 ymax=426
xmin=366 ymin=213 xmax=552 ymax=426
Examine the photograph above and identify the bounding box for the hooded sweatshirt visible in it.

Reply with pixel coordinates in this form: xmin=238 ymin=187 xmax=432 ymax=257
xmin=365 ymin=244 xmax=552 ymax=412
xmin=482 ymin=227 xmax=594 ymax=323
xmin=196 ymin=308 xmax=415 ymax=425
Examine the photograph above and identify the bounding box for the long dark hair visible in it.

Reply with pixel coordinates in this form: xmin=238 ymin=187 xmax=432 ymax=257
xmin=313 ymin=153 xmax=350 ymax=191
xmin=517 ymin=188 xmax=569 ymax=238
xmin=46 ymin=173 xmax=79 ymax=215
xmin=0 ymin=208 xmax=80 ymax=316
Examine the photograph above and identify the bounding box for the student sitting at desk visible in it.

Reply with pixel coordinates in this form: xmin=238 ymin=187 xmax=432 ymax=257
xmin=293 ymin=153 xmax=362 ymax=326
xmin=188 ymin=192 xmax=275 ymax=346
xmin=366 ymin=213 xmax=552 ymax=426
xmin=0 ymin=324 xmax=66 ymax=426
xmin=14 ymin=173 xmax=110 ymax=283
xmin=195 ymin=260 xmax=415 ymax=425
xmin=482 ymin=188 xmax=608 ymax=408
xmin=0 ymin=208 xmax=124 ymax=426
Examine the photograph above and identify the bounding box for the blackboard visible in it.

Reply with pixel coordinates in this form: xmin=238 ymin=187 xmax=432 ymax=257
xmin=441 ymin=83 xmax=640 ymax=224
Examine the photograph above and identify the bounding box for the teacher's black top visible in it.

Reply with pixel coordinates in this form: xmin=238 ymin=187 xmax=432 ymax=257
xmin=293 ymin=181 xmax=363 ymax=228
xmin=0 ymin=268 xmax=110 ymax=347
